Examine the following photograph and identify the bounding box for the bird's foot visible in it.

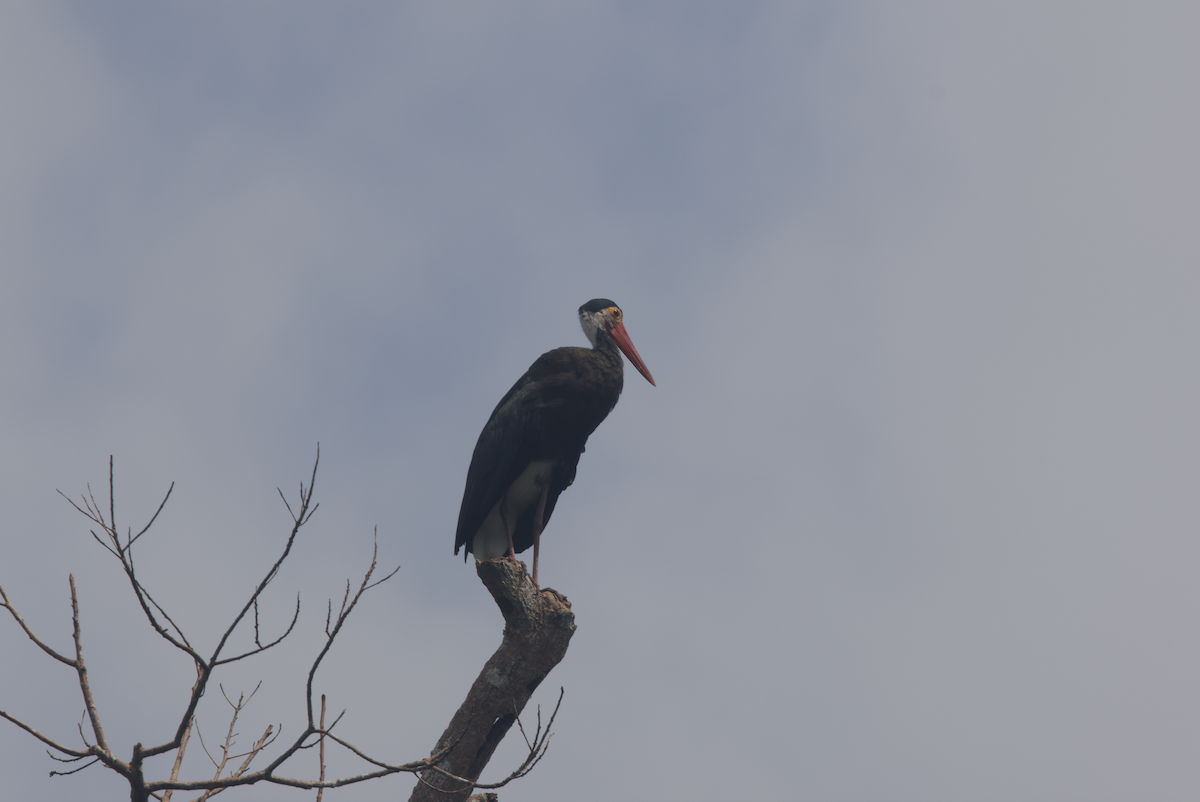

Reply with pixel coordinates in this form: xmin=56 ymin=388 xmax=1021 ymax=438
xmin=539 ymin=586 xmax=569 ymax=607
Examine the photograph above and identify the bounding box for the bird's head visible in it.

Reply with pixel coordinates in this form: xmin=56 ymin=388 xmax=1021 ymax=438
xmin=578 ymin=299 xmax=656 ymax=386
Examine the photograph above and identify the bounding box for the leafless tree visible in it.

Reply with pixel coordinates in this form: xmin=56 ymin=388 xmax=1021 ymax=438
xmin=0 ymin=450 xmax=575 ymax=801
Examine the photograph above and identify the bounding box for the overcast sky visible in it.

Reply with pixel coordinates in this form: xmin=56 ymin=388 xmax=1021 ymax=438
xmin=2 ymin=3 xmax=1199 ymax=801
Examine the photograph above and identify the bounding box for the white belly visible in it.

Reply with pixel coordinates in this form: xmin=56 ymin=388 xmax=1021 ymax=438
xmin=471 ymin=459 xmax=555 ymax=560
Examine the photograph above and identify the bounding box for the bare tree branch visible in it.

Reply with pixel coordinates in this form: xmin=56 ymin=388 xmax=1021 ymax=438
xmin=214 ymin=594 xmax=300 ymax=666
xmin=108 ymin=456 xmax=116 ymax=553
xmin=0 ymin=708 xmax=92 ymax=759
xmin=4 ymin=451 xmax=566 ymax=801
xmin=76 ymin=710 xmax=93 ymax=749
xmin=316 ymin=695 xmax=327 ymax=802
xmin=160 ymin=716 xmax=192 ymax=802
xmin=473 ymin=688 xmax=563 ymax=790
xmin=188 ymin=685 xmax=273 ymax=802
xmin=143 ymin=450 xmax=322 ymax=760
xmin=194 ymin=719 xmax=217 ymax=770
xmin=127 ymin=481 xmax=174 ymax=550
xmin=0 ymin=585 xmax=74 ymax=666
xmin=304 ymin=527 xmax=397 ymax=730
xmin=69 ymin=575 xmax=109 ymax=757
xmin=61 ymin=475 xmax=206 ymax=664
xmin=205 ymin=448 xmax=321 ymax=671
xmin=49 ymin=756 xmax=101 ymax=777
xmin=215 ymin=724 xmax=275 ymax=796
xmin=128 ymin=561 xmax=196 ymax=653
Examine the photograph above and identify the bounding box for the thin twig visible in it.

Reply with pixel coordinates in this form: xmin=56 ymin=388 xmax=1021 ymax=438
xmin=160 ymin=716 xmax=192 ymax=802
xmin=108 ymin=456 xmax=115 ymax=555
xmin=0 ymin=585 xmax=75 ymax=666
xmin=230 ymin=726 xmax=274 ymax=780
xmin=277 ymin=488 xmax=297 ymax=522
xmin=195 ymin=720 xmax=217 ymax=770
xmin=364 ymin=564 xmax=402 ymax=592
xmin=305 ymin=528 xmax=395 ymax=728
xmin=316 ymin=695 xmax=326 ymax=802
xmin=473 ymin=687 xmax=565 ymax=790
xmin=127 ymin=481 xmax=174 ymax=551
xmin=49 ymin=756 xmax=100 ymax=777
xmin=136 ymin=575 xmax=195 ymax=651
xmin=194 ymin=718 xmax=274 ymax=802
xmin=215 ymin=594 xmax=300 ymax=666
xmin=200 ymin=687 xmax=246 ymax=787
xmin=77 ymin=709 xmax=93 ymax=748
xmin=69 ymin=575 xmax=109 ymax=755
xmin=0 ymin=709 xmax=91 ymax=758
xmin=47 ymin=750 xmax=90 ymax=764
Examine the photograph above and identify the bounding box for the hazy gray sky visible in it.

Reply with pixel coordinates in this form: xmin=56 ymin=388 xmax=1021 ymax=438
xmin=2 ymin=4 xmax=1199 ymax=800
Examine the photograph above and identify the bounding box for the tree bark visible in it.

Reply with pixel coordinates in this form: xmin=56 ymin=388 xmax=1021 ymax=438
xmin=408 ymin=559 xmax=576 ymax=802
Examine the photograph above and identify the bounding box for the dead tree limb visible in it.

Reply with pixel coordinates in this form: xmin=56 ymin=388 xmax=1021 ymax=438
xmin=3 ymin=454 xmax=571 ymax=800
xmin=409 ymin=559 xmax=576 ymax=802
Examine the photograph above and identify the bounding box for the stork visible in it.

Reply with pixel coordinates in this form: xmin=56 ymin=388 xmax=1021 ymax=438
xmin=454 ymin=299 xmax=655 ymax=585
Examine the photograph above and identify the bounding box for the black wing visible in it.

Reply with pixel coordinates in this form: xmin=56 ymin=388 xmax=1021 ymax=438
xmin=454 ymin=370 xmax=544 ymax=557
xmin=454 ymin=344 xmax=622 ymax=558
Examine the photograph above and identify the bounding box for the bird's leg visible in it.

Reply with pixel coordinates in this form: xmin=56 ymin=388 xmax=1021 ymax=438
xmin=499 ymin=495 xmax=517 ymax=562
xmin=531 ymin=485 xmax=549 ymax=587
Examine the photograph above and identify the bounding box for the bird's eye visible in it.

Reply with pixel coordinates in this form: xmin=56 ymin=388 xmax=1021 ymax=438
xmin=609 ymin=308 xmax=622 ymax=321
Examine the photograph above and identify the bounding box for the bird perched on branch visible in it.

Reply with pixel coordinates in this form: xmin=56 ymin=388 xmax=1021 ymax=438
xmin=454 ymin=299 xmax=655 ymax=585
